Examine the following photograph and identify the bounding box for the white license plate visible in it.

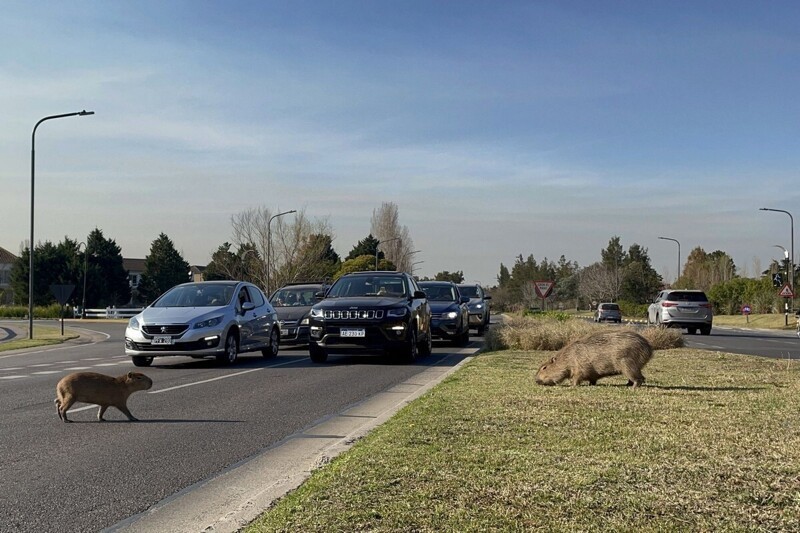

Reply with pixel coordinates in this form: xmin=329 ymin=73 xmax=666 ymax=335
xmin=280 ymin=329 xmax=289 ymax=336
xmin=340 ymin=328 xmax=366 ymax=338
xmin=152 ymin=335 xmax=174 ymax=345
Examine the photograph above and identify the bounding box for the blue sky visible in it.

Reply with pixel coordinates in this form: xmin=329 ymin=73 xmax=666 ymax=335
xmin=3 ymin=1 xmax=800 ymax=285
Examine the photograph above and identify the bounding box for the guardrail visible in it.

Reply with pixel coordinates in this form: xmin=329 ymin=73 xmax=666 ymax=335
xmin=73 ymin=307 xmax=143 ymax=319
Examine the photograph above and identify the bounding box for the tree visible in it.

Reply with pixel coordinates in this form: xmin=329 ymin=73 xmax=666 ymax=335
xmin=334 ymin=255 xmax=394 ymax=280
xmin=434 ymin=271 xmax=464 ymax=283
xmin=84 ymin=228 xmax=131 ymax=307
xmin=138 ymin=233 xmax=191 ymax=302
xmin=578 ymin=262 xmax=621 ymax=304
xmin=347 ymin=234 xmax=380 ymax=260
xmin=620 ymin=243 xmax=662 ymax=304
xmin=370 ymin=202 xmax=416 ymax=272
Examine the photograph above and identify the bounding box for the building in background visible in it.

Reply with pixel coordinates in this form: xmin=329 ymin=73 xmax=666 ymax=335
xmin=0 ymin=246 xmax=17 ymax=305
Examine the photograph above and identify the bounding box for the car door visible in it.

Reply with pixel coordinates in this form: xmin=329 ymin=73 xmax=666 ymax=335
xmin=245 ymin=285 xmax=274 ymax=348
xmin=235 ymin=285 xmax=256 ymax=350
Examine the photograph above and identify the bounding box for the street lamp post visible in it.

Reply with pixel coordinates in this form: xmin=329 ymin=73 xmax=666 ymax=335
xmin=77 ymin=242 xmax=89 ymax=319
xmin=760 ymin=208 xmax=794 ymax=312
xmin=773 ymin=244 xmax=791 ymax=325
xmin=411 ymin=260 xmax=425 ymax=275
xmin=658 ymin=236 xmax=681 ymax=284
xmin=266 ymin=210 xmax=296 ymax=296
xmin=375 ymin=237 xmax=401 ymax=270
xmin=29 ymin=110 xmax=94 ymax=339
xmin=401 ymin=249 xmax=421 ymax=272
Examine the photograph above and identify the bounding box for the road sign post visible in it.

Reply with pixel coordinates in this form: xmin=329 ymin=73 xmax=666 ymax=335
xmin=50 ymin=284 xmax=75 ymax=336
xmin=533 ymin=280 xmax=555 ymax=311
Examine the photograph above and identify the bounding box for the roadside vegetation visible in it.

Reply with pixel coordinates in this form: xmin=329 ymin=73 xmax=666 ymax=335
xmin=0 ymin=325 xmax=78 ymax=352
xmin=247 ymin=318 xmax=799 ymax=531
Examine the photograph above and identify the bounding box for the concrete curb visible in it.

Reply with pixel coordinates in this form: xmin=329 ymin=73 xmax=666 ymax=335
xmin=106 ymin=347 xmax=479 ymax=533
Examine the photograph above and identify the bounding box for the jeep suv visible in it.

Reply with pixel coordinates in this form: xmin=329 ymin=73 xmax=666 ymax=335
xmin=308 ymin=271 xmax=432 ymax=363
xmin=647 ymin=289 xmax=713 ymax=335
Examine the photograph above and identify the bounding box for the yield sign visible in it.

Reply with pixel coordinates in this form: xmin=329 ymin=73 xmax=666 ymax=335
xmin=534 ymin=280 xmax=554 ymax=299
xmin=778 ymin=284 xmax=794 ymax=298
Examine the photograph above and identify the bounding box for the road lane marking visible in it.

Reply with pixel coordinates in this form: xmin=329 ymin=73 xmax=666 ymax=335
xmin=30 ymin=363 xmax=55 ymax=367
xmin=0 ymin=367 xmax=24 ymax=372
xmin=0 ymin=375 xmax=25 ymax=380
xmin=32 ymin=371 xmax=62 ymax=375
xmin=148 ymin=359 xmax=301 ymax=395
xmin=63 ymin=367 xmax=93 ymax=371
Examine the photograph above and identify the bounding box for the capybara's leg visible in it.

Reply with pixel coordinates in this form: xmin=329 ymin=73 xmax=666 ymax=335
xmin=97 ymin=405 xmax=108 ymax=421
xmin=624 ymin=367 xmax=645 ymax=388
xmin=59 ymin=395 xmax=76 ymax=423
xmin=117 ymin=404 xmax=138 ymax=422
xmin=54 ymin=399 xmax=63 ymax=421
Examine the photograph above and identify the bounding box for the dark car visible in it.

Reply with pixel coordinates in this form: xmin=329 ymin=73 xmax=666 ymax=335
xmin=457 ymin=283 xmax=492 ymax=335
xmin=269 ymin=282 xmax=329 ymax=347
xmin=308 ymin=271 xmax=432 ymax=363
xmin=418 ymin=281 xmax=470 ymax=346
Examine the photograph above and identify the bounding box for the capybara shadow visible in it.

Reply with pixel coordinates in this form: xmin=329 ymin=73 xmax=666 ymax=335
xmin=536 ymin=330 xmax=653 ymax=387
xmin=54 ymin=371 xmax=152 ymax=422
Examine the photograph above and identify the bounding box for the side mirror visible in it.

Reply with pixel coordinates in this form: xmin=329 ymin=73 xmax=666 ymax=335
xmin=314 ymin=291 xmax=325 ymax=301
xmin=484 ymin=295 xmax=492 ymax=300
xmin=241 ymin=302 xmax=255 ymax=313
xmin=413 ymin=290 xmax=427 ymax=300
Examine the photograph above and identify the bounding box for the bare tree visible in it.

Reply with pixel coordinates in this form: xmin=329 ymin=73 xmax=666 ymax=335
xmin=370 ymin=202 xmax=416 ymax=272
xmin=578 ymin=262 xmax=622 ymax=303
xmin=230 ymin=207 xmax=334 ymax=293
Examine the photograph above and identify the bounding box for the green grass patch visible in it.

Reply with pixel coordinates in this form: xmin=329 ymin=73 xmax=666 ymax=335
xmin=246 ymin=348 xmax=800 ymax=532
xmin=714 ymin=313 xmax=796 ymax=331
xmin=0 ymin=325 xmax=78 ymax=352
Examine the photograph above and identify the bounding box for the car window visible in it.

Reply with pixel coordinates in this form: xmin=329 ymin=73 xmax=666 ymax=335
xmin=420 ymin=284 xmax=456 ymax=301
xmin=667 ymin=291 xmax=708 ymax=302
xmin=329 ymin=276 xmax=407 ymax=297
xmin=271 ymin=287 xmax=318 ymax=307
xmin=153 ymin=283 xmax=235 ymax=308
xmin=601 ymin=304 xmax=620 ymax=311
xmin=458 ymin=285 xmax=480 ymax=298
xmin=248 ymin=286 xmax=265 ymax=307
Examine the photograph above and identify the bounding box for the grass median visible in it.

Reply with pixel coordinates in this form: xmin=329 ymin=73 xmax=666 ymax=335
xmin=0 ymin=325 xmax=79 ymax=352
xmin=247 ymin=343 xmax=800 ymax=531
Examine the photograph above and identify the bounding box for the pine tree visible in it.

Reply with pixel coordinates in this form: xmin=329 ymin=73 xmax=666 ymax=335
xmin=138 ymin=233 xmax=191 ymax=302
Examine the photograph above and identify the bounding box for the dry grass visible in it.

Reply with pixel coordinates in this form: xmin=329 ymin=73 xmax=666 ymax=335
xmin=484 ymin=315 xmax=684 ymax=352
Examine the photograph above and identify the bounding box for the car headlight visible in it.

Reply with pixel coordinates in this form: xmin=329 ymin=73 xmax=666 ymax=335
xmin=194 ymin=316 xmax=223 ymax=329
xmin=301 ymin=317 xmax=309 ymax=325
xmin=445 ymin=311 xmax=458 ymax=319
xmin=310 ymin=308 xmax=324 ymax=318
xmin=387 ymin=308 xmax=408 ymax=318
xmin=475 ymin=303 xmax=483 ymax=309
xmin=128 ymin=317 xmax=140 ymax=330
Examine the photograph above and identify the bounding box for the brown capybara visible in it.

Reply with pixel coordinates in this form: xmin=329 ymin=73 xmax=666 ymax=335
xmin=535 ymin=330 xmax=653 ymax=387
xmin=54 ymin=371 xmax=153 ymax=422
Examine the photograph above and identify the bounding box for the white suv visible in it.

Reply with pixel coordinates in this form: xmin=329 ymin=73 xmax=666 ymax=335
xmin=648 ymin=290 xmax=712 ymax=335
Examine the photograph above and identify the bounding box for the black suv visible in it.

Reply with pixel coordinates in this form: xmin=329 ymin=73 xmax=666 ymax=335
xmin=269 ymin=282 xmax=329 ymax=347
xmin=308 ymin=271 xmax=432 ymax=363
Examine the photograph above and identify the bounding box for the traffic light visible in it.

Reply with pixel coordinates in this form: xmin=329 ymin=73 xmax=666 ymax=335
xmin=773 ymin=272 xmax=783 ymax=287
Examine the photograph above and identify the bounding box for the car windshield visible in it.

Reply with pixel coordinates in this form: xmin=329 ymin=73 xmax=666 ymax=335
xmin=601 ymin=304 xmax=620 ymax=311
xmin=459 ymin=286 xmax=480 ymax=298
xmin=420 ymin=284 xmax=456 ymax=301
xmin=270 ymin=287 xmax=318 ymax=307
xmin=328 ymin=276 xmax=407 ymax=298
xmin=153 ymin=283 xmax=236 ymax=308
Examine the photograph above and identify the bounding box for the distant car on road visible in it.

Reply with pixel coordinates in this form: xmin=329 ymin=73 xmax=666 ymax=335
xmin=647 ymin=289 xmax=713 ymax=335
xmin=594 ymin=302 xmax=622 ymax=323
xmin=269 ymin=282 xmax=329 ymax=347
xmin=457 ymin=283 xmax=491 ymax=335
xmin=418 ymin=281 xmax=470 ymax=346
xmin=125 ymin=281 xmax=280 ymax=367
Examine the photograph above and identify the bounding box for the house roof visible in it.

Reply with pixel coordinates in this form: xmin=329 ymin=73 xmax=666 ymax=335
xmin=123 ymin=258 xmax=146 ymax=272
xmin=0 ymin=246 xmax=18 ymax=265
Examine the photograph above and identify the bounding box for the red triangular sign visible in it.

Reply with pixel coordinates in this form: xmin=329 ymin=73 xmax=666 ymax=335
xmin=779 ymin=284 xmax=794 ymax=298
xmin=534 ymin=280 xmax=554 ymax=298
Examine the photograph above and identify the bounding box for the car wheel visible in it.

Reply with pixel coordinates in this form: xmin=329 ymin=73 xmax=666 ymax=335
xmin=418 ymin=326 xmax=432 ymax=356
xmin=309 ymin=343 xmax=328 ymax=363
xmin=217 ymin=332 xmax=238 ymax=365
xmin=261 ymin=328 xmax=279 ymax=358
xmin=403 ymin=328 xmax=418 ymax=363
xmin=455 ymin=325 xmax=470 ymax=347
xmin=132 ymin=356 xmax=153 ymax=367
xmin=476 ymin=325 xmax=485 ymax=336
xmin=700 ymin=326 xmax=712 ymax=336
xmin=688 ymin=327 xmax=697 ymax=335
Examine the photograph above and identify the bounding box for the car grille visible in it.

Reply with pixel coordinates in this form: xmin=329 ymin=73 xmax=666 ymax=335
xmin=280 ymin=319 xmax=299 ymax=327
xmin=323 ymin=309 xmax=384 ymax=320
xmin=142 ymin=324 xmax=189 ymax=336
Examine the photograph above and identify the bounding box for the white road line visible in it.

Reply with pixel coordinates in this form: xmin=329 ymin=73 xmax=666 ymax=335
xmin=0 ymin=375 xmax=25 ymax=380
xmin=63 ymin=367 xmax=92 ymax=371
xmin=0 ymin=367 xmax=24 ymax=372
xmin=82 ymin=358 xmax=104 ymax=361
xmin=30 ymin=363 xmax=55 ymax=367
xmin=148 ymin=359 xmax=302 ymax=395
xmin=94 ymin=363 xmax=125 ymax=367
xmin=32 ymin=371 xmax=62 ymax=375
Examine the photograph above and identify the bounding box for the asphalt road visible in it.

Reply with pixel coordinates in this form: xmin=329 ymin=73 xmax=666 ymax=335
xmin=0 ymin=320 xmax=475 ymax=533
xmin=683 ymin=325 xmax=800 ymax=359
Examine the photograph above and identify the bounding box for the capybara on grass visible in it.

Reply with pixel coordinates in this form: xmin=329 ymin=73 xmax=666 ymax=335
xmin=535 ymin=330 xmax=653 ymax=387
xmin=54 ymin=371 xmax=153 ymax=422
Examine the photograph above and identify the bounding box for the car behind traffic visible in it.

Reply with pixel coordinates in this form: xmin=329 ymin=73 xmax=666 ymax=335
xmin=647 ymin=289 xmax=712 ymax=335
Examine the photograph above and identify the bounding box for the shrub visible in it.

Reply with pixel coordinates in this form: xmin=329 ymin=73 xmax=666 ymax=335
xmin=0 ymin=303 xmax=69 ymax=319
xmin=484 ymin=315 xmax=683 ymax=352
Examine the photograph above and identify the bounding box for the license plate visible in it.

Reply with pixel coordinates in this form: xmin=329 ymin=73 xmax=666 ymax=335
xmin=340 ymin=328 xmax=366 ymax=338
xmin=280 ymin=329 xmax=289 ymax=336
xmin=152 ymin=335 xmax=174 ymax=345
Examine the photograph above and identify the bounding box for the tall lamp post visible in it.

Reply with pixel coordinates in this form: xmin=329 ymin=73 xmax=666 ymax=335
xmin=658 ymin=236 xmax=681 ymax=284
xmin=760 ymin=207 xmax=794 ymax=313
xmin=266 ymin=209 xmax=296 ymax=296
xmin=411 ymin=260 xmax=425 ymax=276
xmin=401 ymin=249 xmax=421 ymax=272
xmin=773 ymin=244 xmax=791 ymax=324
xmin=77 ymin=241 xmax=90 ymax=319
xmin=29 ymin=110 xmax=94 ymax=338
xmin=375 ymin=237 xmax=401 ymax=270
